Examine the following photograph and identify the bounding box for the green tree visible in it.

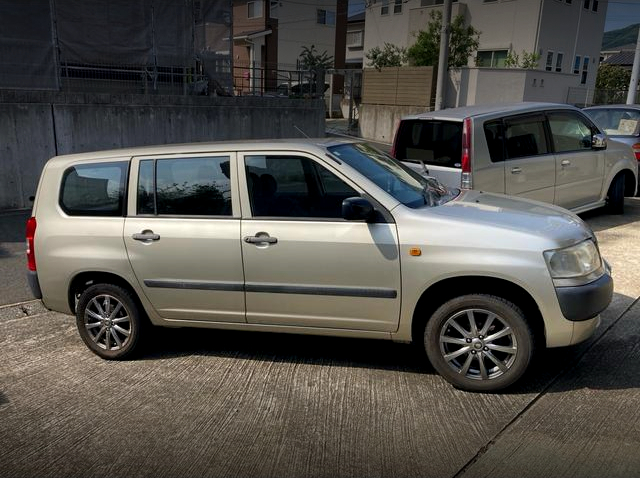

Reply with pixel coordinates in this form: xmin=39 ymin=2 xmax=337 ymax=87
xmin=503 ymin=50 xmax=540 ymax=69
xmin=596 ymin=64 xmax=631 ymax=91
xmin=406 ymin=11 xmax=480 ymax=68
xmin=298 ymin=45 xmax=334 ymax=70
xmin=366 ymin=42 xmax=407 ymax=70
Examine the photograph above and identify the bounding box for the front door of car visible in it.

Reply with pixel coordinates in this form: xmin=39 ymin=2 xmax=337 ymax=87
xmin=124 ymin=154 xmax=245 ymax=323
xmin=503 ymin=114 xmax=556 ymax=204
xmin=547 ymin=110 xmax=605 ymax=209
xmin=239 ymin=152 xmax=402 ymax=332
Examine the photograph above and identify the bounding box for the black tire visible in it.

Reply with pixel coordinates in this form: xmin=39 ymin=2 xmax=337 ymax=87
xmin=76 ymin=284 xmax=142 ymax=360
xmin=606 ymin=174 xmax=625 ymax=215
xmin=424 ymin=294 xmax=533 ymax=392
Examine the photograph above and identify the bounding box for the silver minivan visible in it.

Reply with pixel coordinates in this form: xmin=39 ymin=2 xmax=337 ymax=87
xmin=27 ymin=139 xmax=612 ymax=392
xmin=392 ymin=102 xmax=637 ymax=214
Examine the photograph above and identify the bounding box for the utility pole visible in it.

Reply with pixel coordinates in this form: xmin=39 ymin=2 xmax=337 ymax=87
xmin=626 ymin=26 xmax=640 ymax=105
xmin=434 ymin=0 xmax=452 ymax=111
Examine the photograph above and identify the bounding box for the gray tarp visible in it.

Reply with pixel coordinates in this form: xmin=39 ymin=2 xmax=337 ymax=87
xmin=0 ymin=0 xmax=232 ymax=91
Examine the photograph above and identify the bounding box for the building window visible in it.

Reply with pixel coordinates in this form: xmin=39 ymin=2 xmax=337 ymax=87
xmin=393 ymin=0 xmax=403 ymax=14
xmin=545 ymin=51 xmax=554 ymax=71
xmin=270 ymin=1 xmax=279 ymax=19
xmin=247 ymin=1 xmax=263 ymax=19
xmin=581 ymin=56 xmax=589 ymax=84
xmin=477 ymin=50 xmax=508 ymax=68
xmin=573 ymin=55 xmax=581 ymax=74
xmin=583 ymin=0 xmax=590 ymax=8
xmin=347 ymin=30 xmax=364 ymax=48
xmin=317 ymin=9 xmax=336 ymax=25
xmin=483 ymin=0 xmax=498 ymax=3
xmin=381 ymin=0 xmax=389 ymax=15
xmin=592 ymin=0 xmax=598 ymax=12
xmin=421 ymin=0 xmax=458 ymax=5
xmin=565 ymin=0 xmax=572 ymax=4
xmin=555 ymin=52 xmax=564 ymax=72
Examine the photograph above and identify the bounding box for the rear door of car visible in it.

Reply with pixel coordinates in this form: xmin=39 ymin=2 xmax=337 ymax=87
xmin=238 ymin=150 xmax=402 ymax=332
xmin=502 ymin=113 xmax=556 ymax=203
xmin=547 ymin=110 xmax=604 ymax=209
xmin=123 ymin=153 xmax=245 ymax=323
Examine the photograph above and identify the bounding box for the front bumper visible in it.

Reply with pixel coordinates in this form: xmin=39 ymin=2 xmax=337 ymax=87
xmin=554 ymin=271 xmax=613 ymax=322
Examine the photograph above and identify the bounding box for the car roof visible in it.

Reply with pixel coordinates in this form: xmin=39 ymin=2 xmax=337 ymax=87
xmin=400 ymin=102 xmax=580 ymax=121
xmin=584 ymin=104 xmax=640 ymax=110
xmin=46 ymin=138 xmax=359 ymax=165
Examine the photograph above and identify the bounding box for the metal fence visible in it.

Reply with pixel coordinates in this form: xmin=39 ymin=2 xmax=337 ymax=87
xmin=567 ymin=87 xmax=640 ymax=107
xmin=232 ymin=61 xmax=327 ymax=99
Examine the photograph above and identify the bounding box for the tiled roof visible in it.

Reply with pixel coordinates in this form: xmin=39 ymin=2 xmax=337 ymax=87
xmin=603 ymin=51 xmax=636 ymax=66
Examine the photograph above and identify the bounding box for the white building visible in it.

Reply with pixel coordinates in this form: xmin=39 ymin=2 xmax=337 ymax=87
xmin=363 ymin=0 xmax=608 ymax=104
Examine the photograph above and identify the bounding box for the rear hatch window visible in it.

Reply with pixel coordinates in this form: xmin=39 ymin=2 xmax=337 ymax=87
xmin=394 ymin=119 xmax=463 ymax=168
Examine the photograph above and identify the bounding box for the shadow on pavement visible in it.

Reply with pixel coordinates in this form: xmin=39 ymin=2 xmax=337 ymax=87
xmin=0 ymin=390 xmax=7 ymax=405
xmin=579 ymin=197 xmax=640 ymax=232
xmin=137 ymin=291 xmax=639 ymax=395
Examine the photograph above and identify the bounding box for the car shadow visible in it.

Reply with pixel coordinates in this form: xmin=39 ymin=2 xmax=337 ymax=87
xmin=138 ymin=295 xmax=639 ymax=395
xmin=0 ymin=390 xmax=8 ymax=405
xmin=580 ymin=197 xmax=640 ymax=232
xmin=0 ymin=209 xmax=31 ymax=243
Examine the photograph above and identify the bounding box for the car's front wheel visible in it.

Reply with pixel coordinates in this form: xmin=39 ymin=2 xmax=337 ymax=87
xmin=606 ymin=173 xmax=625 ymax=214
xmin=424 ymin=294 xmax=533 ymax=392
xmin=76 ymin=284 xmax=142 ymax=359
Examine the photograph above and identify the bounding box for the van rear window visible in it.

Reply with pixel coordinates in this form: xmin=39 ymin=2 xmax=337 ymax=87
xmin=60 ymin=162 xmax=128 ymax=216
xmin=394 ymin=120 xmax=463 ymax=168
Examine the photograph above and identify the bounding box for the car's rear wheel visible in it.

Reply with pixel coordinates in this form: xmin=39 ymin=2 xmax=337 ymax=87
xmin=424 ymin=294 xmax=533 ymax=392
xmin=76 ymin=284 xmax=142 ymax=359
xmin=606 ymin=174 xmax=625 ymax=214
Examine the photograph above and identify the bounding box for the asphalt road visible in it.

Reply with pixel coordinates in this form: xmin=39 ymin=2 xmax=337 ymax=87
xmin=1 ymin=200 xmax=639 ymax=478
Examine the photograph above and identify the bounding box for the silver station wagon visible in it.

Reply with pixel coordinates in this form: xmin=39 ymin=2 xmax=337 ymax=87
xmin=392 ymin=102 xmax=638 ymax=214
xmin=27 ymin=139 xmax=612 ymax=392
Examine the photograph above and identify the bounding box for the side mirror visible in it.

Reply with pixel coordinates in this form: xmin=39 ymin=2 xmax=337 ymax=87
xmin=342 ymin=197 xmax=374 ymax=221
xmin=592 ymin=133 xmax=607 ymax=150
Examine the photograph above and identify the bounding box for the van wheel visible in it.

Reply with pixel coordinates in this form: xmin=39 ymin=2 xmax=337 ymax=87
xmin=76 ymin=284 xmax=142 ymax=360
xmin=424 ymin=294 xmax=533 ymax=392
xmin=606 ymin=174 xmax=625 ymax=214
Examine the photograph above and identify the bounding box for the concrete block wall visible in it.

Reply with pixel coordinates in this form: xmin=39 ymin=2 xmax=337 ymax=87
xmin=0 ymin=91 xmax=325 ymax=210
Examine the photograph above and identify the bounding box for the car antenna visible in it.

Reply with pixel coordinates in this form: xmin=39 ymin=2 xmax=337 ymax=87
xmin=294 ymin=125 xmax=310 ymax=138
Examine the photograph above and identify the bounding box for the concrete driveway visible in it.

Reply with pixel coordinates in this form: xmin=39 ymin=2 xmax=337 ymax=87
xmin=1 ymin=200 xmax=639 ymax=478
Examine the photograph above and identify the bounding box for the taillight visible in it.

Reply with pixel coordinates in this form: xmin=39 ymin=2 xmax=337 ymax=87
xmin=632 ymin=142 xmax=640 ymax=161
xmin=26 ymin=217 xmax=36 ymax=271
xmin=461 ymin=117 xmax=472 ymax=189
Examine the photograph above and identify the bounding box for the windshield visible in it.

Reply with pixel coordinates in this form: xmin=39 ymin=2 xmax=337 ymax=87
xmin=586 ymin=108 xmax=640 ymax=137
xmin=328 ymin=143 xmax=459 ymax=208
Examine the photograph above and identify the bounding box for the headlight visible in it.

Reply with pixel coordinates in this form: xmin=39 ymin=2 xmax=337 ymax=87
xmin=544 ymin=239 xmax=602 ymax=279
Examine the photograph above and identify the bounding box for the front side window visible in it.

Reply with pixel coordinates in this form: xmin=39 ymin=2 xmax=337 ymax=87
xmin=503 ymin=115 xmax=549 ymax=159
xmin=548 ymin=112 xmax=595 ymax=152
xmin=245 ymin=155 xmax=357 ymax=218
xmin=137 ymin=157 xmax=232 ymax=216
xmin=60 ymin=162 xmax=128 ymax=216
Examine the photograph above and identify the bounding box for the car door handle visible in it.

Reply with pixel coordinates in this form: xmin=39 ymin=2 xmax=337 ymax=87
xmin=132 ymin=231 xmax=160 ymax=242
xmin=244 ymin=235 xmax=277 ymax=244
xmin=561 ymin=159 xmax=571 ymax=167
xmin=511 ymin=167 xmax=522 ymax=174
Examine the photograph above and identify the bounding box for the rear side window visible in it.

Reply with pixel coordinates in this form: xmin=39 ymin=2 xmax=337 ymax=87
xmin=60 ymin=162 xmax=128 ymax=216
xmin=503 ymin=115 xmax=549 ymax=159
xmin=484 ymin=120 xmax=505 ymax=163
xmin=394 ymin=120 xmax=463 ymax=168
xmin=137 ymin=157 xmax=232 ymax=216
